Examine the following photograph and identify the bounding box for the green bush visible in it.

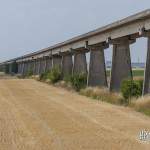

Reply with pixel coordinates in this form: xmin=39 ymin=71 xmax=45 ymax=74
xmin=63 ymin=74 xmax=72 ymax=83
xmin=121 ymin=79 xmax=143 ymax=103
xmin=69 ymin=73 xmax=87 ymax=91
xmin=40 ymin=67 xmax=62 ymax=83
xmin=26 ymin=69 xmax=33 ymax=77
xmin=40 ymin=71 xmax=49 ymax=81
xmin=48 ymin=67 xmax=61 ymax=83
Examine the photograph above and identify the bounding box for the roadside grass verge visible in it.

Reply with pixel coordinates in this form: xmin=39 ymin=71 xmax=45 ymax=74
xmin=25 ymin=69 xmax=150 ymax=117
xmin=130 ymin=96 xmax=150 ymax=116
xmin=80 ymin=87 xmax=125 ymax=105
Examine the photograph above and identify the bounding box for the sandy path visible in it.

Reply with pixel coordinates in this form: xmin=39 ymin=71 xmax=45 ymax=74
xmin=0 ymin=79 xmax=149 ymax=150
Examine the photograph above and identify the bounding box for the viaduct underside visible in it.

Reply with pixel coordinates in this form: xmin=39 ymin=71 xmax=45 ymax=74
xmin=1 ymin=9 xmax=150 ymax=94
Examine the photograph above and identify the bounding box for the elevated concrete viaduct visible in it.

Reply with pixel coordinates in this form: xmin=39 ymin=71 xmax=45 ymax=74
xmin=1 ymin=9 xmax=150 ymax=94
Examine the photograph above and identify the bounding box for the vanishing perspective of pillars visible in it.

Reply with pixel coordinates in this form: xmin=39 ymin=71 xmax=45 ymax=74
xmin=143 ymin=36 xmax=150 ymax=94
xmin=52 ymin=55 xmax=62 ymax=69
xmin=62 ymin=53 xmax=73 ymax=77
xmin=88 ymin=45 xmax=108 ymax=87
xmin=110 ymin=38 xmax=133 ymax=91
xmin=73 ymin=51 xmax=87 ymax=74
xmin=45 ymin=56 xmax=52 ymax=72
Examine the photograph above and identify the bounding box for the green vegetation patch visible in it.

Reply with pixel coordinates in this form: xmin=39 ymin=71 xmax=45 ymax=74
xmin=132 ymin=69 xmax=144 ymax=77
xmin=121 ymin=79 xmax=143 ymax=104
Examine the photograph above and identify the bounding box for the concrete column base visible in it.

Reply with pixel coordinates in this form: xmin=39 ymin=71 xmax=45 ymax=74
xmin=88 ymin=46 xmax=107 ymax=87
xmin=73 ymin=51 xmax=87 ymax=74
xmin=143 ymin=37 xmax=150 ymax=94
xmin=110 ymin=38 xmax=132 ymax=91
xmin=62 ymin=54 xmax=73 ymax=77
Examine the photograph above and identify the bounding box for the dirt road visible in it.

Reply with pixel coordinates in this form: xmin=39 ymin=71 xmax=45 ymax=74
xmin=0 ymin=79 xmax=150 ymax=150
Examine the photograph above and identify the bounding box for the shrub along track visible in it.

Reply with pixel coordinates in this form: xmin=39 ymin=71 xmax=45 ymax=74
xmin=0 ymin=79 xmax=150 ymax=150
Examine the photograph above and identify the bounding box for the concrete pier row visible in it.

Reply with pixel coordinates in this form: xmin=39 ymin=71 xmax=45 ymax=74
xmin=1 ymin=10 xmax=150 ymax=94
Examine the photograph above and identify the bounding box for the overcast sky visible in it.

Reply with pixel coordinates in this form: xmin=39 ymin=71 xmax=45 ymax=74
xmin=0 ymin=0 xmax=150 ymax=63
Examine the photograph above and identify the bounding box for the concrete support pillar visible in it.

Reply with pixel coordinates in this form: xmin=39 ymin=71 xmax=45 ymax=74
xmin=18 ymin=62 xmax=21 ymax=74
xmin=27 ymin=60 xmax=31 ymax=72
xmin=34 ymin=59 xmax=38 ymax=75
xmin=88 ymin=45 xmax=107 ymax=87
xmin=52 ymin=55 xmax=62 ymax=69
xmin=62 ymin=53 xmax=73 ymax=77
xmin=23 ymin=62 xmax=27 ymax=75
xmin=39 ymin=58 xmax=43 ymax=74
xmin=45 ymin=56 xmax=52 ymax=72
xmin=73 ymin=51 xmax=87 ymax=74
xmin=21 ymin=62 xmax=25 ymax=75
xmin=143 ymin=37 xmax=150 ymax=94
xmin=39 ymin=57 xmax=47 ymax=74
xmin=36 ymin=59 xmax=41 ymax=75
xmin=19 ymin=62 xmax=23 ymax=74
xmin=32 ymin=60 xmax=36 ymax=75
xmin=30 ymin=60 xmax=34 ymax=72
xmin=110 ymin=38 xmax=132 ymax=91
xmin=9 ymin=64 xmax=12 ymax=74
xmin=26 ymin=61 xmax=30 ymax=73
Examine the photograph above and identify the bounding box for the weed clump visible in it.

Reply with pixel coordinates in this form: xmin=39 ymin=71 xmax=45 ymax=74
xmin=121 ymin=79 xmax=143 ymax=104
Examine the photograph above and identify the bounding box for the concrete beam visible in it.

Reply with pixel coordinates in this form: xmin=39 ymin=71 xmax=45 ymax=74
xmin=143 ymin=37 xmax=150 ymax=94
xmin=88 ymin=45 xmax=107 ymax=87
xmin=73 ymin=51 xmax=87 ymax=74
xmin=110 ymin=38 xmax=133 ymax=91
